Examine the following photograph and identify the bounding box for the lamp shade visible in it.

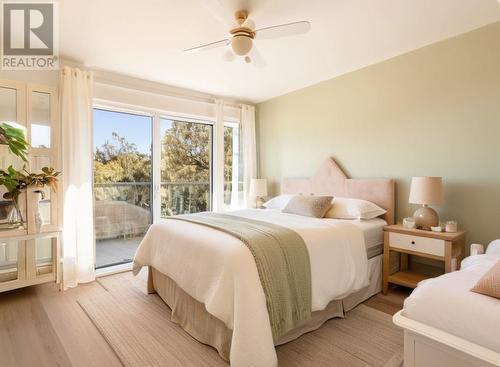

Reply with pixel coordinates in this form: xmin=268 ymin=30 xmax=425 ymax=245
xmin=249 ymin=178 xmax=267 ymax=197
xmin=409 ymin=177 xmax=443 ymax=205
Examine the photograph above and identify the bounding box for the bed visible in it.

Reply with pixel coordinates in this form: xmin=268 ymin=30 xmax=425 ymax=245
xmin=133 ymin=158 xmax=395 ymax=367
xmin=393 ymin=242 xmax=500 ymax=367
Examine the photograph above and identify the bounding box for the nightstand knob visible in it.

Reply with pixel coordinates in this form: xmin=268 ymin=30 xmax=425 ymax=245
xmin=411 ymin=241 xmax=416 ymax=245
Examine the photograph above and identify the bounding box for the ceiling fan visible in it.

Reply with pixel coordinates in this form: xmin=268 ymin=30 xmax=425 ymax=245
xmin=183 ymin=9 xmax=310 ymax=67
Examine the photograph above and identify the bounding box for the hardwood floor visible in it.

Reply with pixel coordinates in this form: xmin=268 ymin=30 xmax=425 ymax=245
xmin=0 ymin=276 xmax=129 ymax=367
xmin=0 ymin=272 xmax=410 ymax=367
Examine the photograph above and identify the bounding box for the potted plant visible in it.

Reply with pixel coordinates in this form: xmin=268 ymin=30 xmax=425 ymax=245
xmin=0 ymin=166 xmax=28 ymax=227
xmin=0 ymin=166 xmax=61 ymax=229
xmin=0 ymin=122 xmax=61 ymax=230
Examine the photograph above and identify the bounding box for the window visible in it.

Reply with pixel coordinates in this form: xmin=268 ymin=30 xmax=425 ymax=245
xmin=92 ymin=106 xmax=241 ymax=270
xmin=92 ymin=108 xmax=153 ymax=269
xmin=160 ymin=118 xmax=213 ymax=217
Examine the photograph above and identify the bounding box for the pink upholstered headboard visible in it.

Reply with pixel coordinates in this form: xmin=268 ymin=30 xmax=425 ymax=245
xmin=281 ymin=158 xmax=395 ymax=225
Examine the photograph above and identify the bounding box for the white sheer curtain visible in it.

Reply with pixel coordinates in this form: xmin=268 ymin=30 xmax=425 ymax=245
xmin=241 ymin=104 xmax=257 ymax=208
xmin=60 ymin=67 xmax=95 ymax=289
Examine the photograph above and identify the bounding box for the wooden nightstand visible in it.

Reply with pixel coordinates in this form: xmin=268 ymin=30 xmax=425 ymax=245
xmin=383 ymin=224 xmax=465 ymax=294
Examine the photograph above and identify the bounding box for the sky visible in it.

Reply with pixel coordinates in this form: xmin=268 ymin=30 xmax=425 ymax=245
xmin=92 ymin=109 xmax=217 ymax=155
xmin=93 ymin=109 xmax=153 ymax=154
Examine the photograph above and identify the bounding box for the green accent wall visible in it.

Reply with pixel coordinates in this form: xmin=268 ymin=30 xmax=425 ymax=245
xmin=257 ymin=21 xmax=500 ymax=247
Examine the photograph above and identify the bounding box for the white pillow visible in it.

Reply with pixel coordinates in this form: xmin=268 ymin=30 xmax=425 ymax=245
xmin=263 ymin=195 xmax=294 ymax=211
xmin=324 ymin=197 xmax=386 ymax=220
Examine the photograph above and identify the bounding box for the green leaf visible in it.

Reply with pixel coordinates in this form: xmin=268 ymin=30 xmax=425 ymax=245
xmin=0 ymin=122 xmax=29 ymax=161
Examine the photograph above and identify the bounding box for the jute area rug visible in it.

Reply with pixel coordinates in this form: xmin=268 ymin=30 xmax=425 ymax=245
xmin=78 ymin=272 xmax=403 ymax=367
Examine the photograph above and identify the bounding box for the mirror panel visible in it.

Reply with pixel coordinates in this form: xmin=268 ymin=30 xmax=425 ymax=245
xmin=0 ymin=239 xmax=21 ymax=283
xmin=31 ymin=91 xmax=51 ymax=148
xmin=30 ymin=155 xmax=52 ymax=226
xmin=0 ymin=85 xmax=26 ymax=231
xmin=0 ymin=87 xmax=17 ymax=122
xmin=35 ymin=237 xmax=54 ymax=276
xmin=0 ymin=175 xmax=27 ymax=231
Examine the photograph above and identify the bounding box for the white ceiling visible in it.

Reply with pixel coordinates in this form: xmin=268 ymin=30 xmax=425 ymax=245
xmin=60 ymin=0 xmax=500 ymax=103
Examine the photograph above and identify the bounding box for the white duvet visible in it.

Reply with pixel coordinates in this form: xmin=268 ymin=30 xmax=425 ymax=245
xmin=133 ymin=209 xmax=370 ymax=367
xmin=404 ymin=251 xmax=500 ymax=354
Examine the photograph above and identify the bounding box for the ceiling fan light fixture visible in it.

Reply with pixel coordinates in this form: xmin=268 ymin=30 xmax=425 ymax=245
xmin=231 ymin=34 xmax=253 ymax=56
xmin=184 ymin=7 xmax=310 ymax=67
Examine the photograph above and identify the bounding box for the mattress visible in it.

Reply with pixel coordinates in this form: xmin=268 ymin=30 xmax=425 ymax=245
xmin=403 ymin=252 xmax=500 ymax=354
xmin=353 ymin=217 xmax=387 ymax=249
xmin=324 ymin=217 xmax=387 ymax=258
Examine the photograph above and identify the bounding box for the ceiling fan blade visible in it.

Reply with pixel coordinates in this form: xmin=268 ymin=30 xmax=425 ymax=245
xmin=199 ymin=0 xmax=235 ymax=27
xmin=247 ymin=46 xmax=266 ymax=68
xmin=224 ymin=49 xmax=235 ymax=62
xmin=255 ymin=21 xmax=310 ymax=40
xmin=184 ymin=39 xmax=230 ymax=54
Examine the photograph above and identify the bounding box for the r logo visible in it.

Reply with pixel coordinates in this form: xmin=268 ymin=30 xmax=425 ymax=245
xmin=2 ymin=3 xmax=54 ymax=55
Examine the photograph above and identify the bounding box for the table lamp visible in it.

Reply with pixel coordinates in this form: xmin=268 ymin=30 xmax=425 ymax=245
xmin=249 ymin=178 xmax=267 ymax=208
xmin=409 ymin=177 xmax=443 ymax=230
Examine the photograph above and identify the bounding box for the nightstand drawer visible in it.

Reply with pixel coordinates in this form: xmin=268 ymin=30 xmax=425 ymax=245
xmin=389 ymin=232 xmax=445 ymax=257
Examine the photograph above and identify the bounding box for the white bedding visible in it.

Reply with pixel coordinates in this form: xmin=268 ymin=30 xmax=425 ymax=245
xmin=133 ymin=209 xmax=371 ymax=367
xmin=348 ymin=217 xmax=386 ymax=249
xmin=403 ymin=252 xmax=500 ymax=354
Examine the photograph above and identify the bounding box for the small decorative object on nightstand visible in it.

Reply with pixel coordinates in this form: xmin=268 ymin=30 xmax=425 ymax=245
xmin=382 ymin=224 xmax=465 ymax=295
xmin=409 ymin=177 xmax=443 ymax=230
xmin=249 ymin=178 xmax=267 ymax=208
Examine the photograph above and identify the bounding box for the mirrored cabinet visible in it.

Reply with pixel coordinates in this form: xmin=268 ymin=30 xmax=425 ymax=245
xmin=0 ymin=232 xmax=59 ymax=292
xmin=0 ymin=79 xmax=61 ymax=292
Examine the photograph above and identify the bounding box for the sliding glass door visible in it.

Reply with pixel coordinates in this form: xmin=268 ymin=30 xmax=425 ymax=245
xmin=160 ymin=118 xmax=213 ymax=217
xmin=92 ymin=107 xmax=240 ymax=270
xmin=92 ymin=109 xmax=153 ymax=269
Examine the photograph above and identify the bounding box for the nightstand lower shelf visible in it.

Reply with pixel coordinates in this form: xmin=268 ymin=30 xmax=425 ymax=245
xmin=388 ymin=270 xmax=430 ymax=289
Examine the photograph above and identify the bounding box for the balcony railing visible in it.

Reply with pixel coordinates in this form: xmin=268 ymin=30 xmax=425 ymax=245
xmin=94 ymin=181 xmax=243 ymax=218
xmin=93 ymin=181 xmax=243 ymax=269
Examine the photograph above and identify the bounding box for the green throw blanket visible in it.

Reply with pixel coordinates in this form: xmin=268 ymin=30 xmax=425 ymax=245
xmin=168 ymin=212 xmax=312 ymax=340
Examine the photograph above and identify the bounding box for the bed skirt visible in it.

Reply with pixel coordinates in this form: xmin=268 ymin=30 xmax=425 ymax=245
xmin=148 ymin=255 xmax=383 ymax=361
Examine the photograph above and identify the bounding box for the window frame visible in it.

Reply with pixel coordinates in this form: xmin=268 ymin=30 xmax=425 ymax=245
xmin=91 ymin=100 xmax=241 ymax=273
xmin=222 ymin=121 xmax=240 ymax=210
xmin=158 ymin=115 xmax=215 ymax=218
xmin=93 ymin=100 xmax=226 ymax=222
